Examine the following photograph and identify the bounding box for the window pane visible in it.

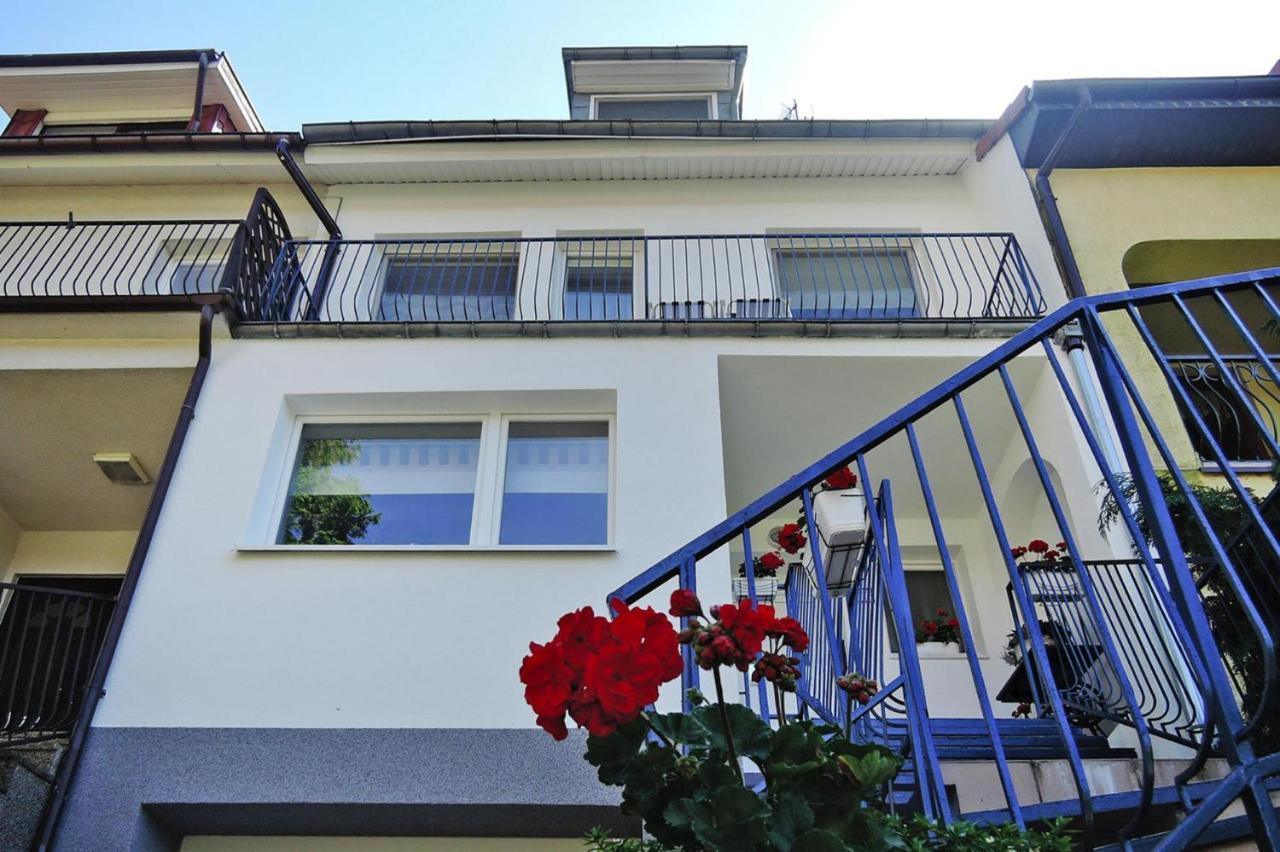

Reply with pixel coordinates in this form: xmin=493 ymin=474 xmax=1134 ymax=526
xmin=170 ymin=262 xmax=224 ymax=295
xmin=499 ymin=421 xmax=609 ymax=545
xmin=564 ymin=257 xmax=633 ymax=320
xmin=775 ymin=248 xmax=917 ymax=319
xmin=380 ymin=252 xmax=518 ymax=321
xmin=279 ymin=423 xmax=481 ymax=545
xmin=595 ymin=98 xmax=710 ymax=120
xmin=887 ymin=570 xmax=960 ymax=653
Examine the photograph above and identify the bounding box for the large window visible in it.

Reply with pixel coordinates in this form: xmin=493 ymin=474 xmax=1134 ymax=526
xmin=773 ymin=247 xmax=917 ymax=319
xmin=279 ymin=423 xmax=482 ymax=545
xmin=592 ymin=96 xmax=714 ymax=120
xmin=276 ymin=416 xmax=612 ymax=547
xmin=379 ymin=251 xmax=518 ymax=321
xmin=887 ymin=569 xmax=961 ymax=653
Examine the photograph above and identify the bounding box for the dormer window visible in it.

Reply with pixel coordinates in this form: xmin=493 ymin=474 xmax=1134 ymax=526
xmin=591 ymin=94 xmax=716 ymax=120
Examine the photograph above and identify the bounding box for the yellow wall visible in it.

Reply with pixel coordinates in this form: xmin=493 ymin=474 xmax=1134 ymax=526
xmin=1046 ymin=166 xmax=1280 ymax=484
xmin=0 ymin=182 xmax=314 ymax=227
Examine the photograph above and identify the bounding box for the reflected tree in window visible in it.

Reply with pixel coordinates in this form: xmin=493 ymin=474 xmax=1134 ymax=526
xmin=282 ymin=439 xmax=381 ymax=544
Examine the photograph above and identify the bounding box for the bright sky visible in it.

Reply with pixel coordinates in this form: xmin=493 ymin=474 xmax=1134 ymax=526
xmin=3 ymin=0 xmax=1279 ymax=128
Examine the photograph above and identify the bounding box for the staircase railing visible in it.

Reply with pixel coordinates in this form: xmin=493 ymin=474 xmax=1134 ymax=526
xmin=611 ymin=268 xmax=1280 ymax=848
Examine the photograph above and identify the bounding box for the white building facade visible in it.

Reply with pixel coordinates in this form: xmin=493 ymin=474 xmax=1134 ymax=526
xmin=1 ymin=47 xmax=1216 ymax=851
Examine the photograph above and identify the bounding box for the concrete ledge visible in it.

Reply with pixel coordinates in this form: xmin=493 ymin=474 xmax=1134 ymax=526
xmin=55 ymin=727 xmax=632 ymax=852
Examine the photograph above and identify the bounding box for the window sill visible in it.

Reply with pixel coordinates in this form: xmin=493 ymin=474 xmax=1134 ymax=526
xmin=1200 ymin=461 xmax=1274 ymax=475
xmin=236 ymin=544 xmax=616 ymax=554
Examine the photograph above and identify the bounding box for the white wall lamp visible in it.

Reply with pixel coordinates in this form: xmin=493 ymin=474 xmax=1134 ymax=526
xmin=93 ymin=452 xmax=151 ymax=485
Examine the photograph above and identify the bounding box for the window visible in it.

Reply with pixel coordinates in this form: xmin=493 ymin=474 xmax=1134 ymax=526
xmin=499 ymin=421 xmax=610 ymax=545
xmin=887 ymin=569 xmax=960 ymax=653
xmin=279 ymin=423 xmax=483 ymax=545
xmin=274 ymin=416 xmax=612 ymax=547
xmin=148 ymin=238 xmax=231 ymax=296
xmin=773 ymin=247 xmax=917 ymax=319
xmin=564 ymin=255 xmax=634 ymax=320
xmin=379 ymin=251 xmax=518 ymax=321
xmin=592 ymin=96 xmax=714 ymax=120
xmin=169 ymin=261 xmax=225 ymax=295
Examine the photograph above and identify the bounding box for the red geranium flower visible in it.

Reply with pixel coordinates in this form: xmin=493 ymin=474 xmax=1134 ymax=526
xmin=584 ymin=645 xmax=662 ymax=721
xmin=823 ymin=466 xmax=858 ymax=491
xmin=1010 ymin=546 xmax=1028 ymax=559
xmin=947 ymin=617 xmax=959 ymax=628
xmin=553 ymin=607 xmax=611 ymax=671
xmin=759 ymin=551 xmax=784 ymax=572
xmin=922 ymin=620 xmax=939 ymax=635
xmin=777 ymin=523 xmax=807 ymax=554
xmin=519 ymin=641 xmax=574 ymax=718
xmin=1028 ymin=539 xmax=1050 ymax=554
xmin=669 ymin=588 xmax=702 ymax=618
xmin=766 ymin=615 xmax=810 ymax=653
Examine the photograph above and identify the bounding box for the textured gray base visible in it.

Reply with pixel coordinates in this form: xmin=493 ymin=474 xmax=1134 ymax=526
xmin=54 ymin=727 xmax=633 ymax=852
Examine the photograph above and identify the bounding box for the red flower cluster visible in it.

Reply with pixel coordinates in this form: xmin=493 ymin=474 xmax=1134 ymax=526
xmin=670 ymin=590 xmax=809 ymax=678
xmin=1011 ymin=537 xmax=1071 ymax=565
xmin=822 ymin=465 xmax=858 ymax=491
xmin=836 ymin=673 xmax=880 ymax=705
xmin=753 ymin=651 xmax=801 ymax=691
xmin=520 ymin=601 xmax=682 ymax=741
xmin=916 ymin=607 xmax=961 ymax=645
xmin=776 ymin=523 xmax=807 ymax=555
xmin=758 ymin=551 xmax=784 ymax=575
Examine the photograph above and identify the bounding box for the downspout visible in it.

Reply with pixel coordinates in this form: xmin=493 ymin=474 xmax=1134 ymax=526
xmin=275 ymin=139 xmax=341 ymax=320
xmin=185 ymin=51 xmax=211 ymax=132
xmin=1033 ymin=86 xmax=1091 ymax=300
xmin=1034 ymin=87 xmax=1126 ymax=476
xmin=36 ymin=301 xmax=223 ymax=852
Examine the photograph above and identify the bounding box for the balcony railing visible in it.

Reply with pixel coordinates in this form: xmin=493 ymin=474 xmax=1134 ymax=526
xmin=244 ymin=232 xmax=1046 ymax=325
xmin=0 ymin=218 xmax=241 ymax=303
xmin=0 ymin=581 xmax=116 ymax=747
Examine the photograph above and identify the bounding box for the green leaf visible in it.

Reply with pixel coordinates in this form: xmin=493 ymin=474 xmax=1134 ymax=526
xmin=767 ymin=788 xmax=816 ymax=849
xmin=792 ymin=829 xmax=853 ymax=852
xmin=584 ymin=719 xmax=649 ymax=786
xmin=699 ymin=702 xmax=774 ymax=762
xmin=835 ymin=750 xmax=901 ymax=790
xmin=767 ymin=720 xmax=827 ymax=774
xmin=686 ymin=688 xmax=707 ymax=706
xmin=648 ymin=711 xmax=711 ymax=748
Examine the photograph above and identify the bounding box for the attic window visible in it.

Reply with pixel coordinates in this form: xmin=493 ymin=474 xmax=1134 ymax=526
xmin=591 ymin=95 xmax=714 ymax=120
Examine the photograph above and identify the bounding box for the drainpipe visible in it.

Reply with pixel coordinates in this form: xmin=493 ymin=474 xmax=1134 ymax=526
xmin=185 ymin=51 xmax=211 ymax=132
xmin=275 ymin=139 xmax=341 ymax=320
xmin=36 ymin=300 xmax=223 ymax=851
xmin=1033 ymin=86 xmax=1091 ymax=300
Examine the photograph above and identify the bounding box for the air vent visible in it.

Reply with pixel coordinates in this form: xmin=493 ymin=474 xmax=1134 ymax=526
xmin=93 ymin=453 xmax=150 ymax=485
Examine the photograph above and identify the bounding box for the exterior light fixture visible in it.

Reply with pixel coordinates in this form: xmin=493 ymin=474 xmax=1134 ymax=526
xmin=93 ymin=452 xmax=151 ymax=485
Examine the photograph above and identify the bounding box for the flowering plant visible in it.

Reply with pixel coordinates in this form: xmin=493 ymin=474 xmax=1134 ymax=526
xmin=522 ymin=591 xmax=911 ymax=850
xmin=1009 ymin=538 xmax=1070 ymax=566
xmin=915 ymin=607 xmax=961 ymax=645
xmin=737 ymin=549 xmax=785 ymax=579
xmin=816 ymin=465 xmax=859 ymax=493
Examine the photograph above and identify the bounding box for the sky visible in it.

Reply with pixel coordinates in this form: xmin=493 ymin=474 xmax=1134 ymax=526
xmin=3 ymin=0 xmax=1279 ymax=129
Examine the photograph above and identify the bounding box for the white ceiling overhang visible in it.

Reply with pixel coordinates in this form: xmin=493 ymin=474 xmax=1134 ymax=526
xmin=300 ymin=138 xmax=974 ymax=184
xmin=571 ymin=59 xmax=736 ymax=94
xmin=0 ymin=57 xmax=263 ymax=132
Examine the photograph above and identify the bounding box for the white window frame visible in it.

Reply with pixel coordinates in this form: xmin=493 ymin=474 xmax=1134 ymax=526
xmin=263 ymin=411 xmax=615 ymax=550
xmin=589 ymin=93 xmax=718 ymax=120
xmin=149 ymin=237 xmax=233 ymax=296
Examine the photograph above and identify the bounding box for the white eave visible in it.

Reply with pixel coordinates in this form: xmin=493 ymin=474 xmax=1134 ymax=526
xmin=0 ymin=55 xmax=264 ymax=132
xmin=298 ymin=138 xmax=974 ymax=184
xmin=570 ymin=59 xmax=736 ymax=94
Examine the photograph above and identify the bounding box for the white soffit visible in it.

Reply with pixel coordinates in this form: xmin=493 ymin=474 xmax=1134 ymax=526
xmin=300 ymin=139 xmax=972 ymax=184
xmin=571 ymin=60 xmax=735 ymax=94
xmin=0 ymin=151 xmax=285 ymax=186
xmin=0 ymin=58 xmax=263 ymax=132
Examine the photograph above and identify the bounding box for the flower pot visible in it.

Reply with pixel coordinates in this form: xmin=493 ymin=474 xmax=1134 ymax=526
xmin=812 ymin=488 xmax=867 ymax=589
xmin=915 ymin=641 xmax=961 ymax=658
xmin=733 ymin=577 xmax=777 ymax=605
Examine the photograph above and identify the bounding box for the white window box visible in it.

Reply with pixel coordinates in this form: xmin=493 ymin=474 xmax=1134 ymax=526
xmin=915 ymin=641 xmax=962 ymax=658
xmin=812 ymin=487 xmax=867 ymax=589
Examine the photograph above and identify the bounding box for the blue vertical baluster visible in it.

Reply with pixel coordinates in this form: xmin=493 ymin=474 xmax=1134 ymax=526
xmin=740 ymin=527 xmax=772 ymax=723
xmin=677 ymin=554 xmax=701 ymax=714
xmin=905 ymin=422 xmax=1024 ymax=828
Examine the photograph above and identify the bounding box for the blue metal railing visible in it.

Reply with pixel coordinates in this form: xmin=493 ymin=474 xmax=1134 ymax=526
xmin=611 ymin=269 xmax=1280 ymax=848
xmin=242 ymin=232 xmax=1046 ymax=324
